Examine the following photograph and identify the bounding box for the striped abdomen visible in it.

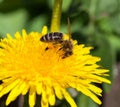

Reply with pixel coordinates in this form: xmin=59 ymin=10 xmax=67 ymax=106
xmin=40 ymin=32 xmax=63 ymax=42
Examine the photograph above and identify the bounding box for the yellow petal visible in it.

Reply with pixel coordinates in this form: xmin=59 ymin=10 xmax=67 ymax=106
xmin=62 ymin=89 xmax=77 ymax=107
xmin=29 ymin=86 xmax=36 ymax=107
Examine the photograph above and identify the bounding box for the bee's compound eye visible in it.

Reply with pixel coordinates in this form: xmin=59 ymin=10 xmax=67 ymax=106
xmin=40 ymin=36 xmax=44 ymax=41
xmin=40 ymin=37 xmax=43 ymax=41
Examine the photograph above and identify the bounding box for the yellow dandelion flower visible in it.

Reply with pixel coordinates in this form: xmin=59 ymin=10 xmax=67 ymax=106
xmin=0 ymin=26 xmax=111 ymax=107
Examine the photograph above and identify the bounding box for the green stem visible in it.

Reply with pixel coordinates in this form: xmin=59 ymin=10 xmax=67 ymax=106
xmin=50 ymin=0 xmax=62 ymax=32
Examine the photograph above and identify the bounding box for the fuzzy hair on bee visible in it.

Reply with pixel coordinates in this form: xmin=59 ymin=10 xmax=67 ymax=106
xmin=40 ymin=18 xmax=73 ymax=59
xmin=60 ymin=40 xmax=73 ymax=59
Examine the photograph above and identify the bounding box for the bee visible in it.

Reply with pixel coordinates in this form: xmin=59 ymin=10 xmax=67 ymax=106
xmin=60 ymin=39 xmax=73 ymax=59
xmin=40 ymin=18 xmax=73 ymax=59
xmin=61 ymin=18 xmax=73 ymax=58
xmin=40 ymin=32 xmax=63 ymax=43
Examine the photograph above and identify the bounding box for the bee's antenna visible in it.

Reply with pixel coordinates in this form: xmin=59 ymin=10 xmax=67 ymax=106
xmin=67 ymin=17 xmax=71 ymax=40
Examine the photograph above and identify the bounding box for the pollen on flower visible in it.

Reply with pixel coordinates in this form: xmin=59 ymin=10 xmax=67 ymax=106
xmin=0 ymin=26 xmax=111 ymax=107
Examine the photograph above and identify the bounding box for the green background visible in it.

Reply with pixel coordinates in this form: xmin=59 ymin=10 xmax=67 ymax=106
xmin=0 ymin=0 xmax=120 ymax=107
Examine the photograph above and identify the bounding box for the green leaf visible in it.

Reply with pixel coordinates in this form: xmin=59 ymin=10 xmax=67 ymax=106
xmin=0 ymin=0 xmax=23 ymax=12
xmin=0 ymin=9 xmax=28 ymax=36
xmin=26 ymin=15 xmax=47 ymax=32
xmin=97 ymin=17 xmax=113 ymax=33
xmin=107 ymin=34 xmax=120 ymax=51
xmin=92 ymin=34 xmax=115 ymax=91
xmin=96 ymin=0 xmax=118 ymax=14
xmin=110 ymin=14 xmax=120 ymax=35
xmin=76 ymin=93 xmax=98 ymax=107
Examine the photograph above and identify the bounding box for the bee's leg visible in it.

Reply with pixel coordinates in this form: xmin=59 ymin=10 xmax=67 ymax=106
xmin=45 ymin=42 xmax=56 ymax=51
xmin=62 ymin=51 xmax=73 ymax=59
xmin=58 ymin=40 xmax=64 ymax=51
xmin=45 ymin=47 xmax=49 ymax=51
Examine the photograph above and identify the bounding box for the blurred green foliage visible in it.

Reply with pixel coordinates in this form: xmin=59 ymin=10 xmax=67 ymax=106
xmin=0 ymin=0 xmax=120 ymax=107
